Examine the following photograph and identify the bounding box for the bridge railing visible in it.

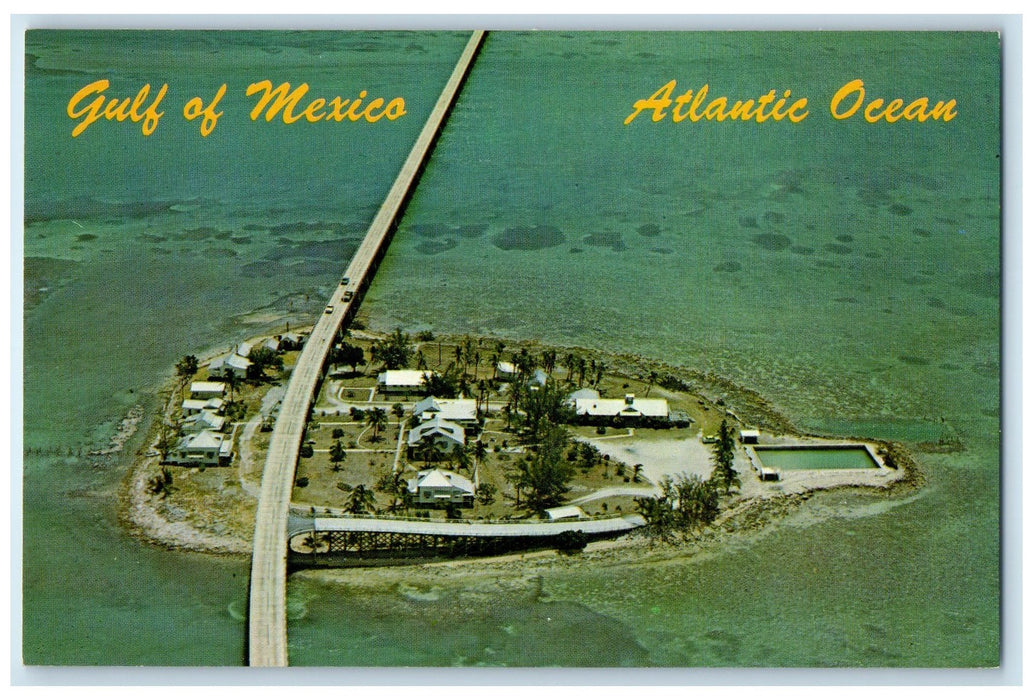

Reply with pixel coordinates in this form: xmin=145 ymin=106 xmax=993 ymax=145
xmin=288 ymin=508 xmax=637 ymax=526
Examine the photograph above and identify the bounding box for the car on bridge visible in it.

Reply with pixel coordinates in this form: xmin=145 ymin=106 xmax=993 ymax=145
xmin=324 ymin=305 xmax=334 ymax=314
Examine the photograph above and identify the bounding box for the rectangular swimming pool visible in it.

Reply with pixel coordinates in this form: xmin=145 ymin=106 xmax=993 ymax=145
xmin=753 ymin=446 xmax=879 ymax=471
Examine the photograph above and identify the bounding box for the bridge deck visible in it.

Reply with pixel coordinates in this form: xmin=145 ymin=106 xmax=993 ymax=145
xmin=247 ymin=30 xmax=486 ymax=668
xmin=291 ymin=514 xmax=645 ymax=539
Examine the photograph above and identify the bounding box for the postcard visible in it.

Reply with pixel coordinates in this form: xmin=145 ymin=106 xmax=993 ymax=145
xmin=19 ymin=23 xmax=1004 ymax=671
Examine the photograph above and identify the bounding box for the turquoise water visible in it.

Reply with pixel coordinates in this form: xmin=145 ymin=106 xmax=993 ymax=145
xmin=23 ymin=30 xmax=999 ymax=667
xmin=753 ymin=447 xmax=878 ymax=471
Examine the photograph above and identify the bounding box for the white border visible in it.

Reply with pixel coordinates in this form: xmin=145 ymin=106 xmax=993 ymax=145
xmin=6 ymin=11 xmax=1024 ymax=689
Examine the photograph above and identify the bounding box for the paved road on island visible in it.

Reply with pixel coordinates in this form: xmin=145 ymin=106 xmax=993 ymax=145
xmin=247 ymin=30 xmax=486 ymax=668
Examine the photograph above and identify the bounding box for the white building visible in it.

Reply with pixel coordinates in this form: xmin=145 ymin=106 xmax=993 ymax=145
xmin=528 ymin=369 xmax=550 ymax=387
xmin=411 ymin=396 xmax=478 ymax=425
xmin=208 ymin=353 xmax=251 ymax=380
xmin=281 ymin=332 xmax=305 ymax=350
xmin=566 ymin=388 xmax=600 ymax=403
xmin=181 ymin=397 xmax=225 ymax=416
xmin=170 ymin=430 xmax=231 ymax=466
xmin=407 ymin=416 xmax=466 ymax=455
xmin=573 ymin=393 xmax=669 ymax=423
xmin=261 ymin=337 xmax=282 ymax=353
xmin=190 ymin=381 xmax=226 ymax=399
xmin=407 ymin=468 xmax=475 ymax=507
xmin=181 ymin=409 xmax=226 ymax=434
xmin=496 ymin=361 xmax=517 ymax=380
xmin=236 ymin=341 xmax=254 ymax=358
xmin=545 ymin=505 xmax=587 ymax=521
xmin=739 ymin=429 xmax=760 ymax=444
xmin=377 ymin=369 xmax=434 ymax=395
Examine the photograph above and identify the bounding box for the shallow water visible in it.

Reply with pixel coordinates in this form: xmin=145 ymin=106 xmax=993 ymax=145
xmin=23 ymin=30 xmax=999 ymax=667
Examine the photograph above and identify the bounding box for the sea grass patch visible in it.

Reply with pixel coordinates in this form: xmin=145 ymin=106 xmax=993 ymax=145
xmin=492 ymin=225 xmax=565 ymax=251
xmin=415 ymin=239 xmax=458 ymax=255
xmin=584 ymin=231 xmax=626 ymax=251
xmin=751 ymin=233 xmax=791 ymax=251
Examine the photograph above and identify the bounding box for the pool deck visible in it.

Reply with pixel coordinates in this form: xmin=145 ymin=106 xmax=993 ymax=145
xmin=741 ymin=436 xmax=902 ymax=496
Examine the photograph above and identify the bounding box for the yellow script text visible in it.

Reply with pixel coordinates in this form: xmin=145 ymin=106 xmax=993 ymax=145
xmin=246 ymin=81 xmax=406 ymax=124
xmin=66 ymin=80 xmax=168 ymax=137
xmin=624 ymin=80 xmax=809 ymax=125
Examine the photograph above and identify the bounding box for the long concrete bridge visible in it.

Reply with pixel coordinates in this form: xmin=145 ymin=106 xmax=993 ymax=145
xmin=246 ymin=30 xmax=486 ymax=668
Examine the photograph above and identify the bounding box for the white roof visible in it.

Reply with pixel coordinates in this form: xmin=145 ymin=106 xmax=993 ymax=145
xmin=408 ymin=416 xmax=465 ymax=446
xmin=263 ymin=337 xmax=281 ymax=351
xmin=178 ymin=430 xmax=223 ymax=450
xmin=183 ymin=397 xmax=224 ymax=412
xmin=574 ymin=395 xmax=669 ymax=418
xmin=190 ymin=381 xmax=225 ymax=395
xmin=567 ymin=388 xmax=600 ymax=402
xmin=497 ymin=361 xmax=516 ymax=374
xmin=378 ymin=369 xmax=433 ymax=387
xmin=412 ymin=397 xmax=477 ymax=423
xmin=410 ymin=468 xmax=475 ymax=496
xmin=545 ymin=506 xmax=587 ymax=521
xmin=237 ymin=341 xmax=254 ymax=358
xmin=211 ymin=354 xmax=251 ymax=372
xmin=740 ymin=429 xmax=760 ymax=438
xmin=184 ymin=410 xmax=225 ymax=432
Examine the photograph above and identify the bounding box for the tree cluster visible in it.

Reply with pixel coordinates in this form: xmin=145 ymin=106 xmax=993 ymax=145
xmin=370 ymin=328 xmax=413 ymax=369
xmin=635 ymin=472 xmax=720 ymax=541
xmin=505 ymin=423 xmax=574 ymax=513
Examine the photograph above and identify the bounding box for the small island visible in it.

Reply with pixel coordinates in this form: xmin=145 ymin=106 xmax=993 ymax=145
xmin=122 ymin=322 xmax=917 ymax=566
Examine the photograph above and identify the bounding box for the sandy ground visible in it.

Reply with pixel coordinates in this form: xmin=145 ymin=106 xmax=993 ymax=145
xmin=123 ymin=453 xmax=251 ymax=554
xmin=582 ymin=433 xmax=716 ymax=486
xmin=580 ymin=431 xmax=903 ymax=502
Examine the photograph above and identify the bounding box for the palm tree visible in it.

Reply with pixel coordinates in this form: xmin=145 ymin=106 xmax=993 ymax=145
xmin=225 ymin=371 xmax=240 ymax=403
xmin=541 ymin=349 xmax=557 ymax=377
xmin=473 ymin=439 xmax=487 ymax=463
xmin=563 ymin=352 xmax=576 ymax=381
xmin=345 ymin=484 xmax=376 ymax=514
xmin=329 ymin=438 xmax=345 ymax=472
xmin=645 ymin=370 xmax=658 ymax=397
xmin=452 ymin=443 xmax=471 ymax=473
xmin=476 ymin=379 xmax=489 ymax=416
xmin=418 ymin=440 xmax=444 ymax=466
xmin=365 ymin=407 xmax=387 ymax=442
